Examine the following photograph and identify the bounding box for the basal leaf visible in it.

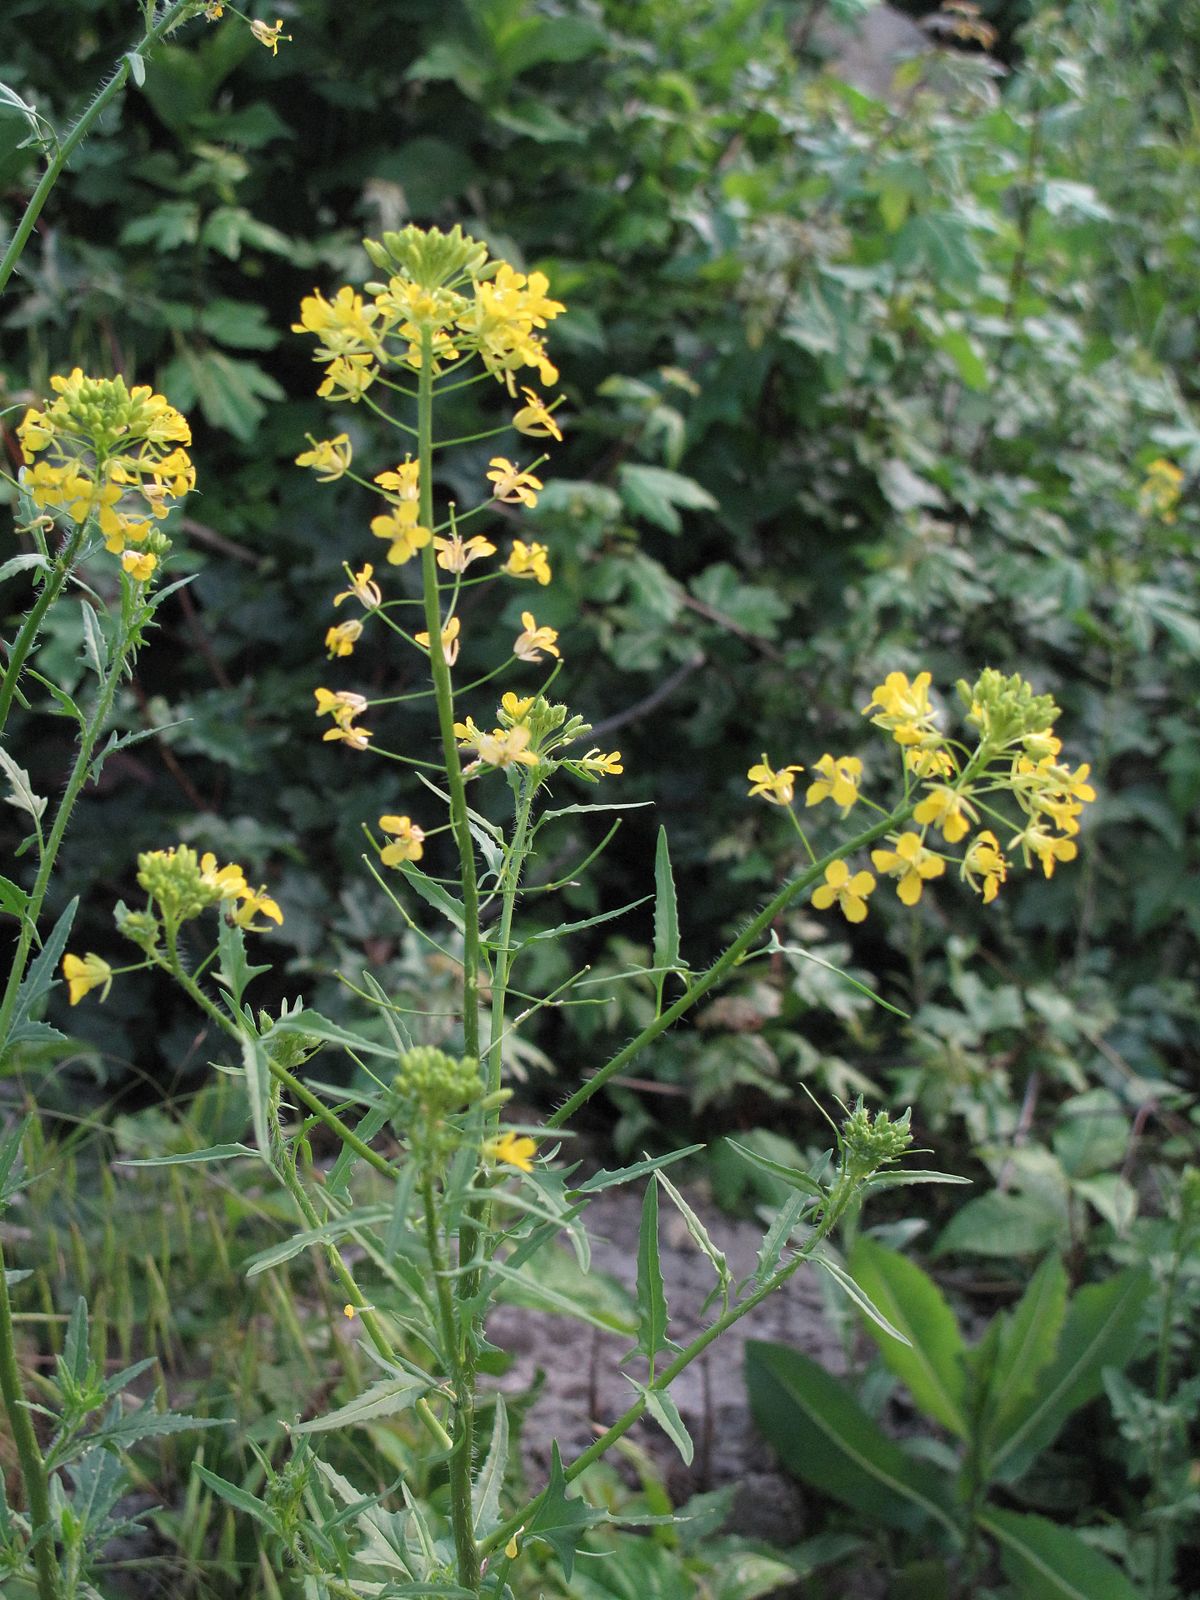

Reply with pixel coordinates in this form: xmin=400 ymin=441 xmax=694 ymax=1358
xmin=982 ymin=1510 xmax=1140 ymax=1600
xmin=847 ymin=1238 xmax=965 ymax=1432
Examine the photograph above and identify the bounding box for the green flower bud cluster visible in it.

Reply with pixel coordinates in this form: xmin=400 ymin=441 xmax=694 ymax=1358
xmin=391 ymin=1047 xmax=484 ymax=1173
xmin=136 ymin=845 xmax=219 ymax=926
xmin=364 ymin=224 xmax=490 ymax=291
xmin=958 ymin=669 xmax=1060 ymax=749
xmin=499 ymin=695 xmax=591 ymax=755
xmin=839 ymin=1100 xmax=913 ymax=1182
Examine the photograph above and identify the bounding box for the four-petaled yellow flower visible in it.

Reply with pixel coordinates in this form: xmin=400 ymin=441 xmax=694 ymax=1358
xmin=811 ymin=860 xmax=875 ymax=923
xmin=233 ymin=885 xmax=284 ymax=929
xmin=199 ymin=851 xmax=248 ymax=901
xmin=295 ymin=434 xmax=352 ymax=482
xmin=334 ymin=563 xmax=382 ymax=610
xmin=1010 ymin=823 xmax=1078 ymax=879
xmin=371 ymin=511 xmax=432 ymax=565
xmin=323 ymin=722 xmax=372 ymax=750
xmin=871 ymin=832 xmax=946 ymax=906
xmin=805 ymin=754 xmax=862 ymax=814
xmin=906 ymin=745 xmax=957 ymax=779
xmin=483 ymin=1131 xmax=538 ymax=1173
xmin=513 ymin=612 xmax=559 ymax=662
xmin=501 ymin=692 xmax=535 ymax=721
xmin=326 ymin=619 xmax=363 ymax=658
xmin=379 ymin=814 xmax=426 ymax=866
xmin=579 ymin=748 xmax=623 ymax=775
xmin=62 ymin=952 xmax=113 ymax=1006
xmin=502 ymin=539 xmax=552 ymax=586
xmin=487 ymin=457 xmax=543 ymax=507
xmin=250 ymin=17 xmax=290 ymax=54
xmin=747 ymin=755 xmax=804 ymax=806
xmin=912 ymin=783 xmax=978 ymax=844
xmin=121 ymin=550 xmax=157 ymax=583
xmin=414 ymin=614 xmax=461 ymax=666
xmin=512 ymin=388 xmax=563 ymax=441
xmin=862 ymin=671 xmax=940 ymax=747
xmin=961 ymin=830 xmax=1007 ymax=903
xmin=434 ymin=533 xmax=495 ymax=572
xmin=455 ymin=718 xmax=539 ymax=769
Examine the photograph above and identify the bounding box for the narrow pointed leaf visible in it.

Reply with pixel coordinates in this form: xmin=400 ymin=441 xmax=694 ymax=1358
xmin=7 ymin=898 xmax=77 ymax=1052
xmin=570 ymin=1145 xmax=703 ymax=1195
xmin=652 ymin=826 xmax=681 ymax=972
xmin=640 ymin=1383 xmax=693 ymax=1465
xmin=727 ymin=1138 xmax=826 ymax=1200
xmin=634 ymin=1178 xmax=672 ymax=1365
xmin=655 ymin=1169 xmax=730 ymax=1292
xmin=979 ymin=1254 xmax=1068 ymax=1462
xmin=755 ymin=1191 xmax=810 ymax=1283
xmin=397 ymin=861 xmax=465 ymax=931
xmin=240 ymin=1031 xmax=271 ymax=1159
xmin=815 ymin=1251 xmax=913 ymax=1350
xmin=523 ymin=1442 xmax=609 ymax=1580
xmin=472 ymin=1396 xmax=508 ymax=1537
xmin=294 ymin=1376 xmax=428 ymax=1433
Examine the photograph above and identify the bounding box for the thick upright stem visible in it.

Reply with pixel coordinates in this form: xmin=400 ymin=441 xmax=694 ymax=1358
xmin=486 ymin=778 xmax=534 ymax=1096
xmin=423 ymin=1177 xmax=479 ymax=1592
xmin=0 ymin=1235 xmax=61 ymax=1600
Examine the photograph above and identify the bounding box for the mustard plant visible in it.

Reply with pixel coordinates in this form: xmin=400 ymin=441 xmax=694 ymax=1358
xmin=29 ymin=225 xmax=1104 ymax=1597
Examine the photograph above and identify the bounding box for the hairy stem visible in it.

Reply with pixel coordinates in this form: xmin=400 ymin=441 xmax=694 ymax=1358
xmin=0 ymin=1234 xmax=61 ymax=1600
xmin=0 ymin=521 xmax=88 ymax=737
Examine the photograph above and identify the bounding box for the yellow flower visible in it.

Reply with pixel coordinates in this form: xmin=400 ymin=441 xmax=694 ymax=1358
xmin=512 ymin=387 xmax=563 ymax=441
xmin=805 ymin=754 xmax=862 ymax=814
xmin=233 ymin=885 xmax=284 ymax=929
xmin=374 ymin=458 xmax=421 ymax=517
xmin=371 ymin=513 xmax=432 ymax=565
xmin=295 ymin=434 xmax=352 ymax=482
xmin=61 ymin=952 xmax=113 ymax=1006
xmin=455 ymin=719 xmax=538 ymax=769
xmin=1139 ymin=457 xmax=1185 ymax=523
xmin=513 ymin=612 xmax=559 ymax=662
xmin=500 ymin=692 xmax=535 ymax=721
xmin=314 ymin=687 xmax=369 ymax=727
xmin=912 ymin=784 xmax=978 ymax=844
xmin=323 ymin=722 xmax=372 ymax=750
xmin=862 ymin=670 xmax=940 ymax=747
xmin=199 ymin=851 xmax=249 ymax=901
xmin=325 ymin=619 xmax=363 ymax=658
xmin=961 ymin=830 xmax=1007 ymax=904
xmin=249 ymin=17 xmax=290 ymax=53
xmin=1010 ymin=824 xmax=1078 ymax=879
xmin=483 ymin=1131 xmax=538 ymax=1172
xmin=502 ymin=539 xmax=552 ymax=586
xmin=487 ymin=457 xmax=543 ymax=508
xmin=414 ymin=614 xmax=461 ymax=666
xmin=578 ymin=748 xmax=623 ymax=775
xmin=120 ymin=550 xmax=157 ymax=583
xmin=871 ymin=831 xmax=945 ymax=906
xmin=811 ymin=859 xmax=875 ymax=923
xmin=342 ymin=1303 xmax=356 ymax=1319
xmin=434 ymin=533 xmax=496 ymax=572
xmin=747 ymin=755 xmax=804 ymax=806
xmin=379 ymin=814 xmax=426 ymax=866
xmin=316 ymin=353 xmax=378 ymax=403
xmin=334 ymin=563 xmax=382 ymax=610
xmin=204 ymin=1 xmax=224 ymax=17
xmin=905 ymin=745 xmax=957 ymax=779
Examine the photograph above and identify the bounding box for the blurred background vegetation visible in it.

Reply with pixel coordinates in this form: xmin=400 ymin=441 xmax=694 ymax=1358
xmin=1 ymin=0 xmax=1198 ymax=1592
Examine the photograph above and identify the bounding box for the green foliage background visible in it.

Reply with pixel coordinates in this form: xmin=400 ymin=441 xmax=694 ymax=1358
xmin=1 ymin=0 xmax=1197 ymax=1161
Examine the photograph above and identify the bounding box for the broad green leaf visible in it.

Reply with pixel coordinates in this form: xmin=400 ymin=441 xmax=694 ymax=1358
xmin=977 ymin=1254 xmax=1068 ymax=1464
xmin=815 ymin=1251 xmax=912 ymax=1349
xmin=934 ymin=1191 xmax=1067 ymax=1258
xmin=744 ymin=1341 xmax=958 ymax=1537
xmin=472 ymin=1396 xmax=508 ymax=1537
xmin=982 ymin=1509 xmax=1140 ymax=1600
xmin=652 ymin=826 xmax=681 ymax=973
xmin=294 ymin=1376 xmax=428 ymax=1433
xmin=936 ymin=328 xmax=989 ymax=391
xmin=633 ymin=1178 xmax=674 ymax=1367
xmin=989 ymin=1267 xmax=1151 ymax=1482
xmin=847 ymin=1238 xmax=965 ymax=1434
xmin=523 ymin=1442 xmax=608 ymax=1579
xmin=618 ymin=463 xmax=718 ymax=534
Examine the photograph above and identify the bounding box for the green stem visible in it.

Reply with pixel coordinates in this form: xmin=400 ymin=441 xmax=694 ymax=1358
xmin=548 ymin=800 xmax=914 ymax=1128
xmin=0 ymin=605 xmax=128 ymax=1062
xmin=0 ymin=1234 xmax=62 ymax=1600
xmin=423 ymin=1176 xmax=479 ymax=1592
xmin=1148 ymin=1202 xmax=1188 ymax=1599
xmin=485 ymin=776 xmax=535 ymax=1097
xmin=0 ymin=0 xmax=196 ymax=295
xmin=415 ymin=335 xmax=481 ymax=1060
xmin=0 ymin=522 xmax=88 ymax=737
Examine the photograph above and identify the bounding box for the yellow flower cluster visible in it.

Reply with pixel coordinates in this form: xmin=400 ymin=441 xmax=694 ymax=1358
xmin=17 ymin=370 xmax=194 ymax=575
xmin=449 ymin=692 xmax=621 ymax=784
xmin=748 ymin=669 xmax=1095 ymax=923
xmin=134 ymin=845 xmax=283 ymax=932
xmin=1139 ymin=457 xmax=1184 ymax=523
